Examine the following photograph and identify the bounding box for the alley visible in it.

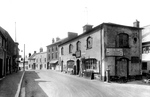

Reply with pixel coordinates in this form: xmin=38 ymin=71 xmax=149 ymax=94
xmin=21 ymin=70 xmax=150 ymax=97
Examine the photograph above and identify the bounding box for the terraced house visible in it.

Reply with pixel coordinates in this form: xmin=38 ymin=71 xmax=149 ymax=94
xmin=59 ymin=21 xmax=142 ymax=81
xmin=0 ymin=26 xmax=19 ymax=78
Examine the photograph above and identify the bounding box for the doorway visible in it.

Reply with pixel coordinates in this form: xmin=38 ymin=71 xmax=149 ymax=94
xmin=0 ymin=59 xmax=3 ymax=78
xmin=76 ymin=59 xmax=80 ymax=75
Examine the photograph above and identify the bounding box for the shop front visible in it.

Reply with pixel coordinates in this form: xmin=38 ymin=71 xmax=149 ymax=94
xmin=50 ymin=60 xmax=58 ymax=70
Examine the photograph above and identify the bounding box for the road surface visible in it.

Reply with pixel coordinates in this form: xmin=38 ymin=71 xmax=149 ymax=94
xmin=21 ymin=70 xmax=150 ymax=97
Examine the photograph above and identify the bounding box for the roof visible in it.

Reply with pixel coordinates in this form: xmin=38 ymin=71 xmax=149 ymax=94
xmin=28 ymin=53 xmax=38 ymax=60
xmin=59 ymin=22 xmax=143 ymax=46
xmin=46 ymin=38 xmax=66 ymax=47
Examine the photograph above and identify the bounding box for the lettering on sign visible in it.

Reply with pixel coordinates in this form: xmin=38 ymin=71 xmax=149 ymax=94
xmin=106 ymin=48 xmax=123 ymax=56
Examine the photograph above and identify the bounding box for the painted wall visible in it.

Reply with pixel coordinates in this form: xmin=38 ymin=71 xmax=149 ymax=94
xmin=60 ymin=29 xmax=101 ymax=73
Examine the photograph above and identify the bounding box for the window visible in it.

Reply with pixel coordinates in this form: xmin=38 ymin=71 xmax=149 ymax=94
xmin=48 ymin=54 xmax=50 ymax=60
xmin=142 ymin=62 xmax=147 ymax=70
xmin=52 ymin=47 xmax=54 ymax=52
xmin=116 ymin=33 xmax=129 ymax=48
xmin=40 ymin=58 xmax=41 ymax=62
xmin=61 ymin=47 xmax=64 ymax=55
xmin=55 ymin=52 xmax=57 ymax=59
xmin=143 ymin=47 xmax=146 ymax=54
xmin=45 ymin=58 xmax=46 ymax=62
xmin=56 ymin=46 xmax=58 ymax=51
xmin=76 ymin=41 xmax=81 ymax=51
xmin=49 ymin=48 xmax=50 ymax=52
xmin=87 ymin=36 xmax=93 ymax=49
xmin=69 ymin=44 xmax=73 ymax=53
xmin=52 ymin=53 xmax=54 ymax=59
xmin=84 ymin=59 xmax=97 ymax=69
xmin=131 ymin=57 xmax=139 ymax=63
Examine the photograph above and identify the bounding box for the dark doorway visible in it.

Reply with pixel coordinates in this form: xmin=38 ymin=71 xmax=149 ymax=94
xmin=0 ymin=59 xmax=3 ymax=78
xmin=47 ymin=62 xmax=49 ymax=69
xmin=76 ymin=59 xmax=80 ymax=75
xmin=61 ymin=61 xmax=63 ymax=72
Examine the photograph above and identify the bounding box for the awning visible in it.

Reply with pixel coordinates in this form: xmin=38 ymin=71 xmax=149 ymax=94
xmin=50 ymin=60 xmax=58 ymax=64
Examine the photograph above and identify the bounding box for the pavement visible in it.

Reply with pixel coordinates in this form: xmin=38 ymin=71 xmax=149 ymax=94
xmin=20 ymin=70 xmax=150 ymax=97
xmin=0 ymin=71 xmax=24 ymax=97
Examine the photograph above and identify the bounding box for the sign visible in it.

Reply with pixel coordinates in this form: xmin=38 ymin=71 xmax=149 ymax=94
xmin=75 ymin=50 xmax=81 ymax=58
xmin=106 ymin=48 xmax=123 ymax=56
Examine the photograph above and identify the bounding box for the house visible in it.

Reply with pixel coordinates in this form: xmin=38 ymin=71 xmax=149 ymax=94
xmin=28 ymin=48 xmax=47 ymax=70
xmin=59 ymin=21 xmax=142 ymax=81
xmin=46 ymin=32 xmax=78 ymax=71
xmin=142 ymin=25 xmax=150 ymax=74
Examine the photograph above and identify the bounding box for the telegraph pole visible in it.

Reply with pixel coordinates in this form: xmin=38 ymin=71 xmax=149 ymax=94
xmin=23 ymin=44 xmax=25 ymax=71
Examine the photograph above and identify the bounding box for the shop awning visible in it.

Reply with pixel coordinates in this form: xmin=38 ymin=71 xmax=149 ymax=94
xmin=50 ymin=60 xmax=58 ymax=64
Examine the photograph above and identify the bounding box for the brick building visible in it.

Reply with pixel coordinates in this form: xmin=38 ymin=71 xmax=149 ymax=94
xmin=46 ymin=32 xmax=78 ymax=70
xmin=59 ymin=21 xmax=142 ymax=81
xmin=0 ymin=26 xmax=19 ymax=78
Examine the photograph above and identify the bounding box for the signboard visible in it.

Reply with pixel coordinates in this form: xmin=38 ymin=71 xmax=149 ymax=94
xmin=106 ymin=48 xmax=123 ymax=56
xmin=75 ymin=50 xmax=81 ymax=58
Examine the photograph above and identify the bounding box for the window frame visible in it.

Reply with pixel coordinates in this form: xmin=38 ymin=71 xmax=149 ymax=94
xmin=61 ymin=47 xmax=64 ymax=55
xmin=116 ymin=33 xmax=129 ymax=48
xmin=76 ymin=41 xmax=81 ymax=51
xmin=69 ymin=44 xmax=73 ymax=53
xmin=86 ymin=36 xmax=93 ymax=49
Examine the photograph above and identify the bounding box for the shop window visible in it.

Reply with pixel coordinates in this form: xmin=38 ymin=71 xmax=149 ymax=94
xmin=76 ymin=41 xmax=81 ymax=51
xmin=69 ymin=44 xmax=73 ymax=53
xmin=87 ymin=36 xmax=93 ymax=49
xmin=116 ymin=33 xmax=129 ymax=48
xmin=61 ymin=47 xmax=64 ymax=55
xmin=84 ymin=59 xmax=97 ymax=70
xmin=142 ymin=62 xmax=147 ymax=70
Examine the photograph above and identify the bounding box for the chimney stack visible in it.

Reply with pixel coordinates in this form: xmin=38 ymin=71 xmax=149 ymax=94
xmin=56 ymin=37 xmax=60 ymax=41
xmin=34 ymin=51 xmax=36 ymax=54
xmin=29 ymin=53 xmax=31 ymax=57
xmin=40 ymin=47 xmax=43 ymax=52
xmin=52 ymin=38 xmax=55 ymax=43
xmin=133 ymin=20 xmax=140 ymax=28
xmin=83 ymin=24 xmax=93 ymax=33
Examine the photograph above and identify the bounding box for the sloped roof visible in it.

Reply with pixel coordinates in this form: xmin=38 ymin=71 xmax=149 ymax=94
xmin=28 ymin=53 xmax=38 ymax=60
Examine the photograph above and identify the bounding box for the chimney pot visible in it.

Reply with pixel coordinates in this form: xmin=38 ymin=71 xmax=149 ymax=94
xmin=133 ymin=20 xmax=140 ymax=28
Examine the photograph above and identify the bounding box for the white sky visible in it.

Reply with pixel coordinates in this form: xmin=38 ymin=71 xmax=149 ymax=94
xmin=0 ymin=0 xmax=150 ymax=57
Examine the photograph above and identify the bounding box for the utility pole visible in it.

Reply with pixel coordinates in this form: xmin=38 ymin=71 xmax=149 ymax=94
xmin=23 ymin=44 xmax=25 ymax=71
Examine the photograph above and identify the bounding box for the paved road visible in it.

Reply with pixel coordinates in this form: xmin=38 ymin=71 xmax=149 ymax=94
xmin=22 ymin=70 xmax=150 ymax=97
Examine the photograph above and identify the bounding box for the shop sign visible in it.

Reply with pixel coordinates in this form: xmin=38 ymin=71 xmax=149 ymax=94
xmin=106 ymin=48 xmax=123 ymax=56
xmin=75 ymin=50 xmax=81 ymax=58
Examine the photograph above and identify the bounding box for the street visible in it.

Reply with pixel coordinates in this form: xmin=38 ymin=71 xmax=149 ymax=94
xmin=21 ymin=70 xmax=150 ymax=97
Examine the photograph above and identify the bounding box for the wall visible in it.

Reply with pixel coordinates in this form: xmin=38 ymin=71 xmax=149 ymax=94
xmin=60 ymin=29 xmax=101 ymax=73
xmin=104 ymin=24 xmax=141 ymax=77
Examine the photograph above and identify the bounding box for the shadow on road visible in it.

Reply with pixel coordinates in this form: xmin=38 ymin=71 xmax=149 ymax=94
xmin=21 ymin=71 xmax=49 ymax=97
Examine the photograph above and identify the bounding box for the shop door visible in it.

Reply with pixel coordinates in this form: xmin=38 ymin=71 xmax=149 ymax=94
xmin=0 ymin=59 xmax=3 ymax=78
xmin=76 ymin=59 xmax=80 ymax=75
xmin=116 ymin=58 xmax=128 ymax=77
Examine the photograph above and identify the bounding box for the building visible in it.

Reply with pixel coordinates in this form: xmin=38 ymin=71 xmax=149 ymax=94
xmin=28 ymin=48 xmax=47 ymax=70
xmin=59 ymin=21 xmax=142 ymax=81
xmin=0 ymin=26 xmax=19 ymax=78
xmin=19 ymin=56 xmax=28 ymax=70
xmin=46 ymin=32 xmax=78 ymax=71
xmin=142 ymin=25 xmax=150 ymax=74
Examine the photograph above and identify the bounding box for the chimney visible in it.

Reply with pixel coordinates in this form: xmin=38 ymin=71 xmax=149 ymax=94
xmin=83 ymin=24 xmax=93 ymax=33
xmin=29 ymin=53 xmax=31 ymax=57
xmin=34 ymin=51 xmax=36 ymax=54
xmin=133 ymin=20 xmax=140 ymax=28
xmin=56 ymin=37 xmax=60 ymax=41
xmin=40 ymin=47 xmax=43 ymax=52
xmin=52 ymin=38 xmax=55 ymax=43
xmin=68 ymin=32 xmax=78 ymax=39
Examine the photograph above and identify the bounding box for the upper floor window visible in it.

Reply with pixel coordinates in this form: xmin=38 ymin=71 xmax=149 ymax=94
xmin=52 ymin=53 xmax=54 ymax=59
xmin=69 ymin=44 xmax=73 ymax=53
xmin=116 ymin=33 xmax=129 ymax=48
xmin=56 ymin=46 xmax=58 ymax=51
xmin=76 ymin=41 xmax=81 ymax=51
xmin=49 ymin=48 xmax=50 ymax=52
xmin=61 ymin=47 xmax=64 ymax=55
xmin=87 ymin=36 xmax=93 ymax=49
xmin=45 ymin=58 xmax=46 ymax=62
xmin=55 ymin=52 xmax=57 ymax=58
xmin=52 ymin=47 xmax=54 ymax=52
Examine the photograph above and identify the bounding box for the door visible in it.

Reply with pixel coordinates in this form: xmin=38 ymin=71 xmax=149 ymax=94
xmin=76 ymin=59 xmax=80 ymax=75
xmin=116 ymin=58 xmax=128 ymax=77
xmin=0 ymin=59 xmax=3 ymax=78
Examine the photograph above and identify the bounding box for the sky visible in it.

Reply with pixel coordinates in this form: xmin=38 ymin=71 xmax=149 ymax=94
xmin=0 ymin=0 xmax=150 ymax=57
